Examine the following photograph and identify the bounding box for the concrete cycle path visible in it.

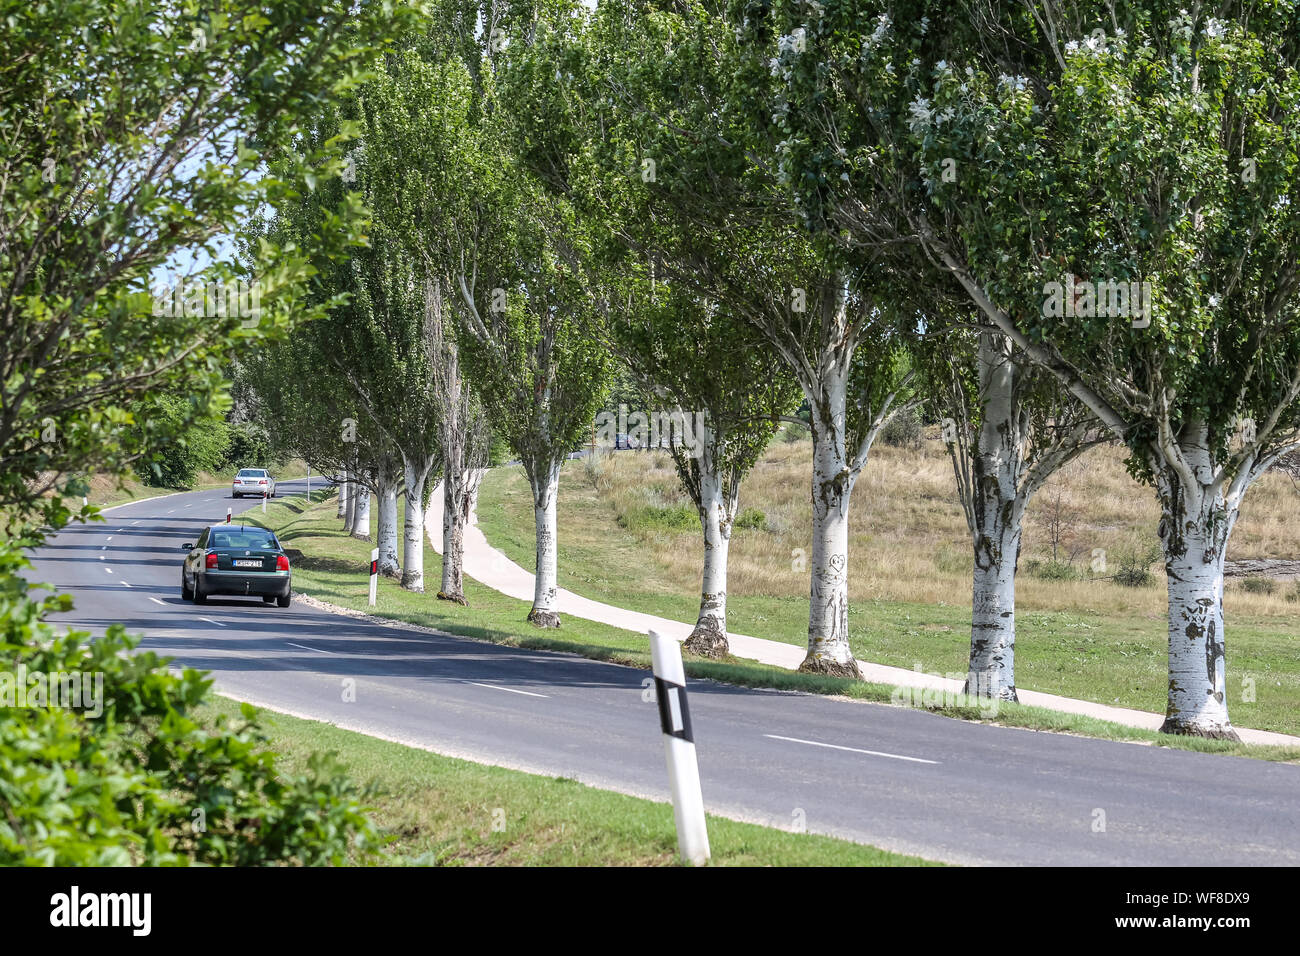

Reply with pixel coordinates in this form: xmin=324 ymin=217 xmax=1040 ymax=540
xmin=427 ymin=478 xmax=1300 ymax=748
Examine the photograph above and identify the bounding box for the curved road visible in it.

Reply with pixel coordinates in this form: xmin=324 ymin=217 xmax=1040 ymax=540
xmin=25 ymin=479 xmax=1300 ymax=865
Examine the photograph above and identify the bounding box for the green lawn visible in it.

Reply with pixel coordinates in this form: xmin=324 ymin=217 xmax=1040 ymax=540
xmin=475 ymin=461 xmax=1300 ymax=740
xmin=247 ymin=488 xmax=1300 ymax=761
xmin=197 ymin=696 xmax=936 ymax=866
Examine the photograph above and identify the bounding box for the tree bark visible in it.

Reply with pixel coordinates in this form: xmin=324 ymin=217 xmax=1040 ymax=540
xmin=965 ymin=332 xmax=1023 ymax=702
xmin=400 ymin=456 xmax=433 ymax=592
xmin=351 ymin=485 xmax=371 ymax=540
xmin=336 ymin=469 xmax=349 ymax=519
xmin=343 ymin=469 xmax=360 ymax=535
xmin=801 ymin=372 xmax=861 ymax=678
xmin=376 ymin=475 xmax=400 ymax=577
xmin=439 ymin=470 xmax=481 ymax=604
xmin=1153 ymin=429 xmax=1239 ymax=740
xmin=526 ymin=460 xmax=562 ymax=627
xmin=683 ymin=439 xmax=736 ymax=659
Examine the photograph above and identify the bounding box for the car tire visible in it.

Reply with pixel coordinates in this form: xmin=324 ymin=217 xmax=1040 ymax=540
xmin=276 ymin=593 xmax=291 ymax=608
xmin=233 ymin=493 xmax=241 ymax=499
xmin=193 ymin=578 xmax=207 ymax=604
xmin=262 ymin=595 xmax=275 ymax=604
xmin=181 ymin=571 xmax=192 ymax=601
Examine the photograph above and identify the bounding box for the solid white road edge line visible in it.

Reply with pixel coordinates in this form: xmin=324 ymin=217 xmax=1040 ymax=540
xmin=199 ymin=617 xmax=225 ymax=627
xmin=465 ymin=681 xmax=549 ymax=699
xmin=286 ymin=642 xmax=337 ymax=655
xmin=764 ymin=733 xmax=939 ymax=765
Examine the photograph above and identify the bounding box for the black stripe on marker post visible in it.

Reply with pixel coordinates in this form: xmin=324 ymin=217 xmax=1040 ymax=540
xmin=654 ymin=676 xmax=693 ymax=742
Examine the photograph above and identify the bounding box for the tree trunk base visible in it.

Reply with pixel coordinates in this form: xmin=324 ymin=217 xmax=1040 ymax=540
xmin=351 ymin=532 xmax=371 ymax=541
xmin=683 ymin=624 xmax=729 ymax=659
xmin=963 ymin=679 xmax=1019 ymax=704
xmin=1159 ymin=717 xmax=1241 ymax=741
xmin=400 ymin=575 xmax=424 ymax=593
xmin=797 ymin=654 xmax=862 ymax=680
xmin=380 ymin=568 xmax=401 ymax=579
xmin=437 ymin=591 xmax=468 ymax=606
xmin=527 ymin=608 xmax=561 ymax=629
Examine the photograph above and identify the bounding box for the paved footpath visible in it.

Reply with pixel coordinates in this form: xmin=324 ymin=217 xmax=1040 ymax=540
xmin=427 ymin=480 xmax=1300 ymax=748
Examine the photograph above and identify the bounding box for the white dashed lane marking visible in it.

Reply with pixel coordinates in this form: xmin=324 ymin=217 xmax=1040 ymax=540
xmin=465 ymin=681 xmax=549 ymax=699
xmin=763 ymin=734 xmax=938 ymax=765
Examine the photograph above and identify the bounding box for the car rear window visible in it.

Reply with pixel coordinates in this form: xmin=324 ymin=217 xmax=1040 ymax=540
xmin=237 ymin=470 xmax=266 ymax=477
xmin=209 ymin=529 xmax=279 ymax=550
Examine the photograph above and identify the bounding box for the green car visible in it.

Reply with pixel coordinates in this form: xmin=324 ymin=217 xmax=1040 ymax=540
xmin=181 ymin=524 xmax=292 ymax=606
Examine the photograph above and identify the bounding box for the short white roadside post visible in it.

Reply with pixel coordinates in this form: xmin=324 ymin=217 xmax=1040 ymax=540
xmin=648 ymin=629 xmax=710 ymax=865
xmin=368 ymin=548 xmax=379 ymax=607
xmin=262 ymin=491 xmax=267 ymax=513
xmin=226 ymin=507 xmax=232 ymax=524
xmin=306 ymin=467 xmax=311 ymax=500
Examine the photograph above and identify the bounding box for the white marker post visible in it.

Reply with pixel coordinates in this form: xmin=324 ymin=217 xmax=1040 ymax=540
xmin=262 ymin=491 xmax=267 ymax=513
xmin=226 ymin=507 xmax=232 ymax=524
xmin=648 ymin=629 xmax=710 ymax=865
xmin=306 ymin=467 xmax=311 ymax=500
xmin=368 ymin=548 xmax=379 ymax=607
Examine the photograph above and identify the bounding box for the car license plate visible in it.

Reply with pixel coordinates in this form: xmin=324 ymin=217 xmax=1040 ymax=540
xmin=234 ymin=559 xmax=261 ymax=568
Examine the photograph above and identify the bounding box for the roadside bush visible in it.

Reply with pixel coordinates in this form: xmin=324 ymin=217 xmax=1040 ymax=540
xmin=131 ymin=393 xmax=230 ymax=488
xmin=781 ymin=422 xmax=808 ymax=443
xmin=733 ymin=507 xmax=767 ymax=531
xmin=224 ymin=420 xmax=274 ymax=472
xmin=1239 ymin=576 xmax=1277 ymax=595
xmin=1025 ymin=558 xmax=1080 ymax=581
xmin=0 ymin=544 xmax=376 ymax=865
xmin=1111 ymin=543 xmax=1162 ymax=588
xmin=878 ymin=406 xmax=923 ymax=448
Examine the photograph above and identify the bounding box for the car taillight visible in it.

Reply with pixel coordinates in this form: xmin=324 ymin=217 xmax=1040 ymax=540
xmin=259 ymin=479 xmax=267 ymax=484
xmin=205 ymin=552 xmax=218 ymax=569
xmin=276 ymin=555 xmax=290 ymax=571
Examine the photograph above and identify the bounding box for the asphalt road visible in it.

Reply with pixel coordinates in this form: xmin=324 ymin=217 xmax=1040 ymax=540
xmin=25 ymin=479 xmax=1300 ymax=865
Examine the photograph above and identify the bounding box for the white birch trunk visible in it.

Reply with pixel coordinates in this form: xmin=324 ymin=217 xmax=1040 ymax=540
xmin=965 ymin=331 xmax=1023 ymax=701
xmin=526 ymin=461 xmax=562 ymax=627
xmin=802 ymin=372 xmax=860 ymax=677
xmin=439 ymin=471 xmax=478 ymax=604
xmin=344 ymin=470 xmax=360 ymax=535
xmin=1154 ymin=431 xmax=1238 ymax=739
xmin=683 ymin=431 xmax=735 ymax=659
xmin=401 ymin=459 xmax=428 ymax=592
xmin=337 ymin=470 xmax=349 ymax=519
xmin=376 ymin=477 xmax=400 ymax=577
xmin=351 ymin=486 xmax=371 ymax=540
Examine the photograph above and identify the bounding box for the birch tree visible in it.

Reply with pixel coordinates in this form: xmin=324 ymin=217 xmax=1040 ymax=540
xmin=921 ymin=318 xmax=1102 ymax=700
xmin=427 ymin=275 xmax=491 ymax=604
xmin=519 ymin=1 xmax=917 ymax=673
xmin=365 ymin=44 xmax=609 ymax=626
xmin=499 ymin=8 xmax=802 ymax=655
xmin=772 ymin=0 xmax=1300 ymax=736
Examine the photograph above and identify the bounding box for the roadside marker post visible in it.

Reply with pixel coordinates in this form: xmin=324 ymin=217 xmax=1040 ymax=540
xmin=262 ymin=491 xmax=267 ymax=513
xmin=368 ymin=548 xmax=379 ymax=607
xmin=306 ymin=467 xmax=311 ymax=500
xmin=226 ymin=507 xmax=232 ymax=524
xmin=648 ymin=629 xmax=710 ymax=865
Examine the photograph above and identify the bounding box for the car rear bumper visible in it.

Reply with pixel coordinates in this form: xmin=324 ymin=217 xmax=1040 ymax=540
xmin=199 ymin=569 xmax=291 ymax=597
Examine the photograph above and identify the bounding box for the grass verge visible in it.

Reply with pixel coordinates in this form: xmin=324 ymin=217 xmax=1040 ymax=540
xmin=197 ymin=696 xmax=936 ymax=865
xmin=248 ymin=490 xmax=1300 ymax=764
